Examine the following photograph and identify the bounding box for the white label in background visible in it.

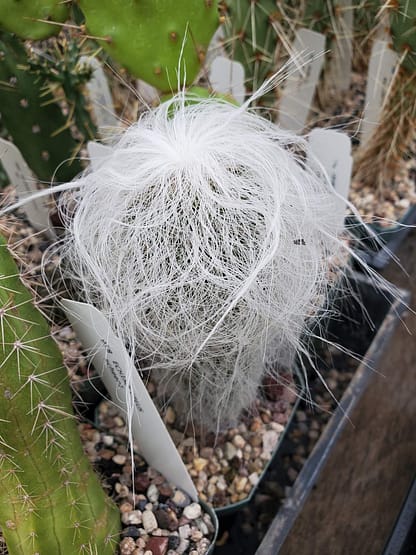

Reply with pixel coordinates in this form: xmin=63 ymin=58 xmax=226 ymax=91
xmin=62 ymin=299 xmax=198 ymax=501
xmin=360 ymin=40 xmax=398 ymax=144
xmin=136 ymin=79 xmax=160 ymax=106
xmin=0 ymin=138 xmax=55 ymax=238
xmin=279 ymin=29 xmax=326 ymax=133
xmin=209 ymin=56 xmax=246 ymax=105
xmin=307 ymin=129 xmax=352 ymax=232
xmin=81 ymin=56 xmax=119 ymax=134
xmin=87 ymin=141 xmax=114 ymax=171
xmin=331 ymin=1 xmax=353 ymax=92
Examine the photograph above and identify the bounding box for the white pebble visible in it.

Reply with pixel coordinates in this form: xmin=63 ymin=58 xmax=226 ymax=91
xmin=142 ymin=510 xmax=158 ymax=533
xmin=183 ymin=502 xmax=202 ymax=520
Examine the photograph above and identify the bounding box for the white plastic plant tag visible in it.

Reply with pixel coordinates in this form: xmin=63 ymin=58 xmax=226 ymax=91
xmin=279 ymin=29 xmax=326 ymax=132
xmin=307 ymin=128 xmax=352 ymax=232
xmin=87 ymin=141 xmax=114 ymax=171
xmin=206 ymin=25 xmax=226 ymax=66
xmin=360 ymin=40 xmax=398 ymax=144
xmin=331 ymin=0 xmax=353 ymax=91
xmin=80 ymin=56 xmax=119 ymax=134
xmin=209 ymin=56 xmax=246 ymax=105
xmin=61 ymin=298 xmax=198 ymax=501
xmin=136 ymin=79 xmax=160 ymax=106
xmin=0 ymin=138 xmax=55 ymax=238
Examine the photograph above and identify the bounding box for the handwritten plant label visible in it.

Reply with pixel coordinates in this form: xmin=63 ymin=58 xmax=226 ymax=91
xmin=0 ymin=138 xmax=55 ymax=237
xmin=360 ymin=40 xmax=398 ymax=144
xmin=209 ymin=56 xmax=246 ymax=105
xmin=307 ymin=128 xmax=352 ymax=232
xmin=279 ymin=29 xmax=326 ymax=132
xmin=62 ymin=299 xmax=198 ymax=501
xmin=80 ymin=56 xmax=119 ymax=135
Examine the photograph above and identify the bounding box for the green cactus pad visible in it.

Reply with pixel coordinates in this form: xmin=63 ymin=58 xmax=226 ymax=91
xmin=0 ymin=235 xmax=120 ymax=554
xmin=390 ymin=0 xmax=416 ymax=73
xmin=0 ymin=32 xmax=83 ymax=183
xmin=0 ymin=0 xmax=68 ymax=39
xmin=79 ymin=0 xmax=219 ymax=92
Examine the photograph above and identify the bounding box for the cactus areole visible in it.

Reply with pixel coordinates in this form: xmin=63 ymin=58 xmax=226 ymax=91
xmin=0 ymin=0 xmax=68 ymax=39
xmin=79 ymin=0 xmax=220 ymax=91
xmin=0 ymin=236 xmax=120 ymax=554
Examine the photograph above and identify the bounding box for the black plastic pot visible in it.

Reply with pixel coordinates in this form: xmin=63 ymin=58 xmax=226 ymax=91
xmin=254 ymin=272 xmax=410 ymax=554
xmin=382 ymin=477 xmax=416 ymax=555
xmin=346 ymin=204 xmax=416 ymax=270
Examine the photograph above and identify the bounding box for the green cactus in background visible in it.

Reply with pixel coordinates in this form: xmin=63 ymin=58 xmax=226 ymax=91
xmin=390 ymin=0 xmax=416 ymax=73
xmin=222 ymin=0 xmax=280 ymax=94
xmin=354 ymin=0 xmax=416 ymax=189
xmin=0 ymin=32 xmax=83 ymax=183
xmin=0 ymin=234 xmax=120 ymax=555
xmin=27 ymin=34 xmax=97 ymax=144
xmin=79 ymin=0 xmax=219 ymax=92
xmin=0 ymin=0 xmax=68 ymax=40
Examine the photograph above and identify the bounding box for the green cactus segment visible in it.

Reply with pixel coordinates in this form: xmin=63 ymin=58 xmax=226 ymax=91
xmin=0 ymin=235 xmax=120 ymax=555
xmin=390 ymin=0 xmax=416 ymax=73
xmin=223 ymin=0 xmax=281 ymax=93
xmin=79 ymin=0 xmax=219 ymax=92
xmin=0 ymin=32 xmax=82 ymax=183
xmin=303 ymin=0 xmax=331 ymax=36
xmin=0 ymin=0 xmax=68 ymax=40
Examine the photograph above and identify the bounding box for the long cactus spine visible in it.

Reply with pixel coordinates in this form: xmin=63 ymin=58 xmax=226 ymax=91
xmin=0 ymin=235 xmax=120 ymax=555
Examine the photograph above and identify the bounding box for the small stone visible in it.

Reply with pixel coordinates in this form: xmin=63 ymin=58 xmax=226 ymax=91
xmin=121 ymin=510 xmax=142 ymax=525
xmin=168 ymin=534 xmax=180 ymax=550
xmin=190 ymin=529 xmax=202 ymax=544
xmin=147 ymin=484 xmax=159 ymax=503
xmin=234 ymin=476 xmax=248 ymax=494
xmin=145 ymin=536 xmax=169 ymax=555
xmin=155 ymin=508 xmax=179 ymax=531
xmin=182 ymin=503 xmax=202 ymax=520
xmin=142 ymin=510 xmax=158 ymax=533
xmin=113 ymin=454 xmax=127 ymax=465
xmin=199 ymin=447 xmax=214 ymax=459
xmin=120 ymin=502 xmax=134 ymax=513
xmin=120 ymin=537 xmax=137 ymax=555
xmin=248 ymin=472 xmax=259 ymax=486
xmin=193 ymin=458 xmax=208 ymax=472
xmin=171 ymin=489 xmax=191 ymax=508
xmin=232 ymin=434 xmax=245 ymax=449
xmin=103 ymin=434 xmax=114 ymax=446
xmin=114 ymin=416 xmax=125 ymax=427
xmin=121 ymin=526 xmax=141 ymax=539
xmin=164 ymin=406 xmax=176 ymax=425
xmin=262 ymin=430 xmax=278 ymax=455
xmin=223 ymin=442 xmax=237 ymax=461
xmin=176 ymin=538 xmax=190 ymax=555
xmin=158 ymin=483 xmax=174 ymax=499
xmin=178 ymin=524 xmax=191 ymax=539
xmin=135 ymin=474 xmax=151 ymax=493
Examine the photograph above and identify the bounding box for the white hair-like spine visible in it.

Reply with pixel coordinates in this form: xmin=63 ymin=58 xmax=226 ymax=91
xmin=57 ymin=90 xmax=347 ymax=431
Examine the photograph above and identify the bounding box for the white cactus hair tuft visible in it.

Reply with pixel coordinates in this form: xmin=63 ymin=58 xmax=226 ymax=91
xmin=56 ymin=88 xmax=349 ymax=431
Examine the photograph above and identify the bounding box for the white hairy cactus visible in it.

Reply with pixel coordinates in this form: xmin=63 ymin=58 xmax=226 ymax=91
xmin=53 ymin=90 xmax=347 ymax=431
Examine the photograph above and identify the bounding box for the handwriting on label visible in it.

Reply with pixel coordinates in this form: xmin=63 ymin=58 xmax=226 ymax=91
xmin=62 ymin=298 xmax=198 ymax=500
